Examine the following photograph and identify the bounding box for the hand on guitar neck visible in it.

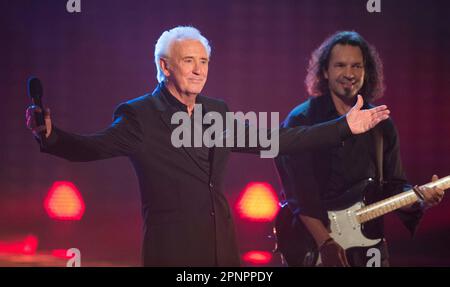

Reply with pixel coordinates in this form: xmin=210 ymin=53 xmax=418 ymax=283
xmin=401 ymin=174 xmax=445 ymax=212
xmin=299 ymin=214 xmax=350 ymax=267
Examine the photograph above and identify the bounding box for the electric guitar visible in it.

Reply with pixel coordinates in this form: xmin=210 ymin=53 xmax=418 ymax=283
xmin=274 ymin=175 xmax=450 ymax=266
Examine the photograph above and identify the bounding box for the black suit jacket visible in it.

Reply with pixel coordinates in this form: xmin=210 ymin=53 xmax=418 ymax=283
xmin=39 ymin=83 xmax=352 ymax=266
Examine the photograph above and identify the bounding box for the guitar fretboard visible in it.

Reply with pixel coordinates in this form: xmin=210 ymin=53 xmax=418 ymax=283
xmin=356 ymin=176 xmax=450 ymax=224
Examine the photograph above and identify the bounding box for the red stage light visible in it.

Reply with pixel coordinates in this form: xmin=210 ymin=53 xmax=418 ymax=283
xmin=22 ymin=234 xmax=39 ymax=255
xmin=0 ymin=234 xmax=38 ymax=255
xmin=52 ymin=249 xmax=72 ymax=259
xmin=236 ymin=182 xmax=279 ymax=221
xmin=242 ymin=250 xmax=272 ymax=264
xmin=44 ymin=181 xmax=85 ymax=221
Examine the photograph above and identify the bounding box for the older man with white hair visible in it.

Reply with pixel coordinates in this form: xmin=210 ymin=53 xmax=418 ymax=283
xmin=26 ymin=26 xmax=389 ymax=266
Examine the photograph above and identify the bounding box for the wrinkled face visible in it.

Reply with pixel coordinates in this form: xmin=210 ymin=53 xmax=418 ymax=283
xmin=324 ymin=44 xmax=365 ymax=101
xmin=161 ymin=39 xmax=209 ymax=97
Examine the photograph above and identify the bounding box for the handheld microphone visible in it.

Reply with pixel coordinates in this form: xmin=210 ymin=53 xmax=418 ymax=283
xmin=27 ymin=76 xmax=46 ymax=139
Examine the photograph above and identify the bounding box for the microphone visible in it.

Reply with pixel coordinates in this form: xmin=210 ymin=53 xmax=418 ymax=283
xmin=27 ymin=76 xmax=46 ymax=140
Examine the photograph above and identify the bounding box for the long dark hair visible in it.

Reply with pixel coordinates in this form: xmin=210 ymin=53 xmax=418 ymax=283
xmin=305 ymin=31 xmax=385 ymax=102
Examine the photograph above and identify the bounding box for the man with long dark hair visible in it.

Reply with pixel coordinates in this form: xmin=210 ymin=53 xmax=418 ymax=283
xmin=276 ymin=31 xmax=444 ymax=267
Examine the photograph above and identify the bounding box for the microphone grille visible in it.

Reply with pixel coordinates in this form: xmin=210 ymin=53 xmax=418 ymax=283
xmin=27 ymin=76 xmax=43 ymax=98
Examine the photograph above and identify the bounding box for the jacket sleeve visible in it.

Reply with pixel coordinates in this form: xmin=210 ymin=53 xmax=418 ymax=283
xmin=220 ymin=102 xmax=352 ymax=155
xmin=38 ymin=103 xmax=143 ymax=162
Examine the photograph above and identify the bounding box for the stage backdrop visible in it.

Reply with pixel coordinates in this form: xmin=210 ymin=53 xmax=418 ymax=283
xmin=1 ymin=0 xmax=449 ymax=266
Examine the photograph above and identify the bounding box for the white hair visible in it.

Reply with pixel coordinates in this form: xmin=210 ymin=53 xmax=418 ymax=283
xmin=154 ymin=26 xmax=211 ymax=83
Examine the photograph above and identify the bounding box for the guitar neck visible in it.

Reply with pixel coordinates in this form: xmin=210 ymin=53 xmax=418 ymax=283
xmin=356 ymin=176 xmax=450 ymax=224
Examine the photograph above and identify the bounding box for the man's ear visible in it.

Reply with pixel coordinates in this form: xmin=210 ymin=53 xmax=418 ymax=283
xmin=160 ymin=58 xmax=170 ymax=77
xmin=323 ymin=68 xmax=329 ymax=79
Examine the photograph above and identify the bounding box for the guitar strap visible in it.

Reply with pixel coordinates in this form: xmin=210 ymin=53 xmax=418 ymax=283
xmin=373 ymin=126 xmax=384 ymax=185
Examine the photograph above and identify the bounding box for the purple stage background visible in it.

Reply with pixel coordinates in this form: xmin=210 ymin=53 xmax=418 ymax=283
xmin=1 ymin=0 xmax=449 ymax=266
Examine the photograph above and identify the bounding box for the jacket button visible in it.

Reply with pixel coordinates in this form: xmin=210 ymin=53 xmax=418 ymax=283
xmin=210 ymin=211 xmax=215 ymax=216
xmin=209 ymin=182 xmax=214 ymax=188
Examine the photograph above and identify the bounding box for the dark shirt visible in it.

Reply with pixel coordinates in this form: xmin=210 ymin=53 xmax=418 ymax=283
xmin=160 ymin=84 xmax=212 ymax=174
xmin=276 ymin=94 xmax=423 ymax=236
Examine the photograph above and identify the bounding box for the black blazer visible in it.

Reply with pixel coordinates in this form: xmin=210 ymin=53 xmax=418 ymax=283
xmin=39 ymin=84 xmax=351 ymax=266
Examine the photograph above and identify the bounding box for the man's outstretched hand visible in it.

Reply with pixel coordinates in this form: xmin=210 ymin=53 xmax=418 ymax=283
xmin=346 ymin=95 xmax=390 ymax=134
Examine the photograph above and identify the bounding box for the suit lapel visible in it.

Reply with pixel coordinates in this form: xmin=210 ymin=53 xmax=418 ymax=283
xmin=159 ymin=109 xmax=210 ymax=176
xmin=152 ymin=84 xmax=230 ymax=181
xmin=207 ymin=101 xmax=228 ymax=181
xmin=152 ymin=86 xmax=210 ymax=178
